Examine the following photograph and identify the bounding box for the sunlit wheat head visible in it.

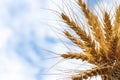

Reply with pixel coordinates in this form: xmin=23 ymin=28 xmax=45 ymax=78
xmin=44 ymin=0 xmax=120 ymax=80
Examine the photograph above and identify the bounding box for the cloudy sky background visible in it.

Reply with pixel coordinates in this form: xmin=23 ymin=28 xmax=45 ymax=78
xmin=0 ymin=0 xmax=119 ymax=80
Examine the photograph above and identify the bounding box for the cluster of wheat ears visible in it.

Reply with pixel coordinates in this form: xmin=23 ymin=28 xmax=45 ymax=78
xmin=47 ymin=0 xmax=120 ymax=80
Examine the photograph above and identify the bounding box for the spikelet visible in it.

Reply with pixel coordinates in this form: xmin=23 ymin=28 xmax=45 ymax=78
xmin=64 ymin=31 xmax=85 ymax=49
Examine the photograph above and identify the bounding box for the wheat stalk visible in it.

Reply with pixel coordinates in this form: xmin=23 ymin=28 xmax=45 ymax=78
xmin=48 ymin=0 xmax=120 ymax=80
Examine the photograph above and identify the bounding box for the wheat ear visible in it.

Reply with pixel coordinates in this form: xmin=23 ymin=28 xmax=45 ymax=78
xmin=77 ymin=0 xmax=108 ymax=55
xmin=113 ymin=5 xmax=120 ymax=35
xmin=72 ymin=66 xmax=111 ymax=80
xmin=61 ymin=52 xmax=98 ymax=64
xmin=102 ymin=11 xmax=112 ymax=59
xmin=61 ymin=52 xmax=88 ymax=61
xmin=104 ymin=12 xmax=112 ymax=42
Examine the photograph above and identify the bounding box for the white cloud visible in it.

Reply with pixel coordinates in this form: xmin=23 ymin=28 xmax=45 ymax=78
xmin=0 ymin=27 xmax=12 ymax=48
xmin=0 ymin=51 xmax=38 ymax=80
xmin=0 ymin=0 xmax=49 ymax=80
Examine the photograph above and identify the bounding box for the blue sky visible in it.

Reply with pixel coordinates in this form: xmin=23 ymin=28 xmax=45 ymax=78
xmin=0 ymin=0 xmax=118 ymax=80
xmin=0 ymin=0 xmax=67 ymax=80
xmin=0 ymin=0 xmax=49 ymax=80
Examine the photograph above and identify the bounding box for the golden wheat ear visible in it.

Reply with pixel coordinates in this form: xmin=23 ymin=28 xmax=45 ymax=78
xmin=64 ymin=31 xmax=85 ymax=49
xmin=103 ymin=12 xmax=112 ymax=42
xmin=72 ymin=66 xmax=111 ymax=80
xmin=61 ymin=52 xmax=88 ymax=61
xmin=102 ymin=11 xmax=113 ymax=59
xmin=61 ymin=52 xmax=100 ymax=65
